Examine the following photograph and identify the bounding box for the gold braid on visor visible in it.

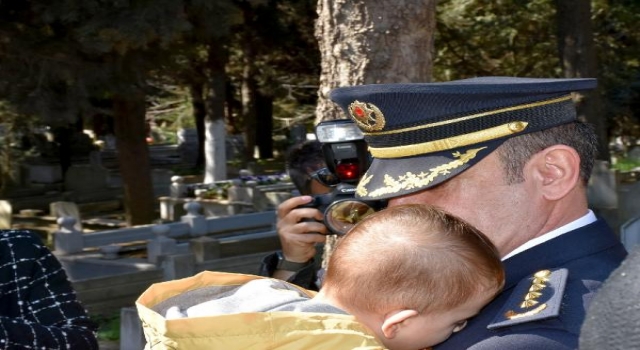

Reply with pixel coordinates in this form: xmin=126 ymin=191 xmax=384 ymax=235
xmin=368 ymin=95 xmax=573 ymax=159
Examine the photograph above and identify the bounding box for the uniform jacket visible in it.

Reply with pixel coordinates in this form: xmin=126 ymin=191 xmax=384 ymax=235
xmin=137 ymin=271 xmax=384 ymax=350
xmin=0 ymin=230 xmax=98 ymax=350
xmin=435 ymin=218 xmax=627 ymax=350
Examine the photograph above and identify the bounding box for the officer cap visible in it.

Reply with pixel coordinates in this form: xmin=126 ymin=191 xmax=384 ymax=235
xmin=329 ymin=76 xmax=597 ymax=200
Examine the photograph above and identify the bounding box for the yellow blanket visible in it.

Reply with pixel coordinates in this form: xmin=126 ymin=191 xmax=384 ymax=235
xmin=136 ymin=271 xmax=385 ymax=350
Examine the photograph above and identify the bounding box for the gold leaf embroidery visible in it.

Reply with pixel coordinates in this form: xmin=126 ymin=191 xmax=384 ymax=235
xmin=534 ymin=270 xmax=551 ymax=278
xmin=505 ymin=304 xmax=548 ymax=320
xmin=357 ymin=147 xmax=487 ymax=198
xmin=518 ymin=270 xmax=550 ymax=310
xmin=356 ymin=173 xmax=373 ymax=197
xmin=529 ymin=283 xmax=546 ymax=292
xmin=525 ymin=291 xmax=542 ymax=300
xmin=520 ymin=299 xmax=539 ymax=308
xmin=533 ymin=276 xmax=549 ymax=285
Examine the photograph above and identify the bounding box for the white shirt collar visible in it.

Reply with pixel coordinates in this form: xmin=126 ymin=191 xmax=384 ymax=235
xmin=502 ymin=210 xmax=597 ymax=261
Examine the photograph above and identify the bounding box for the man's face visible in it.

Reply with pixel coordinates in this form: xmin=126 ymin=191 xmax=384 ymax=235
xmin=387 ymin=151 xmax=539 ymax=257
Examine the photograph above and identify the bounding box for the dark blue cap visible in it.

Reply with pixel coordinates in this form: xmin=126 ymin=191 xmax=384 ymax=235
xmin=329 ymin=76 xmax=597 ymax=200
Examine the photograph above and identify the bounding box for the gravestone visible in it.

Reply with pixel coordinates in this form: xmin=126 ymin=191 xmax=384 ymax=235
xmin=147 ymin=225 xmax=177 ymax=264
xmin=627 ymin=145 xmax=640 ymax=162
xmin=54 ymin=217 xmax=83 ymax=255
xmin=621 ymin=216 xmax=640 ymax=252
xmin=618 ymin=179 xmax=640 ymax=228
xmin=0 ymin=200 xmax=12 ymax=229
xmin=50 ymin=201 xmax=83 ymax=231
xmin=151 ymin=169 xmax=174 ymax=197
xmin=120 ymin=307 xmax=146 ymax=350
xmin=160 ymin=253 xmax=196 ymax=281
xmin=587 ymin=160 xmax=618 ymax=210
xmin=27 ymin=162 xmax=63 ymax=184
xmin=64 ymin=164 xmax=109 ymax=193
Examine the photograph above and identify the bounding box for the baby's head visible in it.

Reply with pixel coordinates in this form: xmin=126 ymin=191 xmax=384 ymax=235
xmin=319 ymin=204 xmax=504 ymax=350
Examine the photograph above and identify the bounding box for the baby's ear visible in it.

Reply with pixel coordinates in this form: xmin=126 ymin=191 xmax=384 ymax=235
xmin=380 ymin=309 xmax=419 ymax=339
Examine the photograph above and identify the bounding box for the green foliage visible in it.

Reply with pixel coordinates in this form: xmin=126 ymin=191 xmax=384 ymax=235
xmin=146 ymin=83 xmax=194 ymax=143
xmin=435 ymin=0 xmax=640 ymax=140
xmin=592 ymin=0 xmax=640 ymax=126
xmin=0 ymin=0 xmax=240 ymax=124
xmin=226 ymin=0 xmax=320 ymax=130
xmin=0 ymin=103 xmax=38 ymax=194
xmin=435 ymin=0 xmax=559 ymax=80
xmin=2 ymin=0 xmax=639 ymax=170
xmin=92 ymin=313 xmax=120 ymax=341
xmin=612 ymin=157 xmax=640 ymax=172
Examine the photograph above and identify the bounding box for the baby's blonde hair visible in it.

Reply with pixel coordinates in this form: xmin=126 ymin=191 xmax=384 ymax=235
xmin=321 ymin=204 xmax=504 ymax=315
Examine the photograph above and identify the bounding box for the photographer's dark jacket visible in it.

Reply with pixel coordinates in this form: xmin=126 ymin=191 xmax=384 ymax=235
xmin=0 ymin=230 xmax=98 ymax=349
xmin=259 ymin=252 xmax=320 ymax=290
xmin=262 ymin=217 xmax=626 ymax=349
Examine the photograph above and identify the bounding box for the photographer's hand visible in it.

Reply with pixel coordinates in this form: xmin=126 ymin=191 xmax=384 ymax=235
xmin=274 ymin=196 xmax=327 ymax=279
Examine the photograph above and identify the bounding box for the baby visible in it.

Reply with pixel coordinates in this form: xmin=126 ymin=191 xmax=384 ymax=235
xmin=137 ymin=204 xmax=504 ymax=350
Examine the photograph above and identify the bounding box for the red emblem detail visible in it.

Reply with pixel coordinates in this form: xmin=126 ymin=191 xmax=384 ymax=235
xmin=349 ymin=101 xmax=385 ymax=132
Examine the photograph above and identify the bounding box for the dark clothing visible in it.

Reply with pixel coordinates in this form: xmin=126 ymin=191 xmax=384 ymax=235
xmin=258 ymin=251 xmax=319 ymax=290
xmin=436 ymin=218 xmax=626 ymax=350
xmin=0 ymin=230 xmax=98 ymax=350
xmin=262 ymin=218 xmax=626 ymax=349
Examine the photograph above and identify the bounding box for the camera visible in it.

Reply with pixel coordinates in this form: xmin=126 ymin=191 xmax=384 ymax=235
xmin=300 ymin=119 xmax=385 ymax=235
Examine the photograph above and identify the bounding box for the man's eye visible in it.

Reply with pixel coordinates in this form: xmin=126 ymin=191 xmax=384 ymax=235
xmin=453 ymin=320 xmax=468 ymax=332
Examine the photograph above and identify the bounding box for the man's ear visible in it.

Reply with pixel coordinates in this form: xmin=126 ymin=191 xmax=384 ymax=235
xmin=380 ymin=309 xmax=419 ymax=339
xmin=529 ymin=145 xmax=581 ymax=201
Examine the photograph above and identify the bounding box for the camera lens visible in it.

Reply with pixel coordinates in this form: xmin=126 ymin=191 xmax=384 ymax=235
xmin=323 ymin=199 xmax=377 ymax=235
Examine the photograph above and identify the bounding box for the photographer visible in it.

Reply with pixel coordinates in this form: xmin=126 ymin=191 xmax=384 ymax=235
xmin=258 ymin=140 xmax=334 ymax=287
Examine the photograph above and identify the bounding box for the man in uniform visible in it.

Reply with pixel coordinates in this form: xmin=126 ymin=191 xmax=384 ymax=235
xmin=263 ymin=77 xmax=627 ymax=349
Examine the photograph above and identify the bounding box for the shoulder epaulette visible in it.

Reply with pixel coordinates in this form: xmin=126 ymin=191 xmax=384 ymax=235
xmin=488 ymin=268 xmax=568 ymax=329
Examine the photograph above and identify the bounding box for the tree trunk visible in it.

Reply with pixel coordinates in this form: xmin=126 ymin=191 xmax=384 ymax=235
xmin=314 ymin=0 xmax=437 ymax=268
xmin=241 ymin=40 xmax=258 ymax=161
xmin=555 ymin=0 xmax=608 ymax=160
xmin=204 ymin=41 xmax=228 ymax=183
xmin=112 ymin=90 xmax=156 ymax=226
xmin=255 ymin=92 xmax=274 ymax=159
xmin=190 ymin=81 xmax=207 ymax=168
xmin=315 ymin=0 xmax=437 ymax=122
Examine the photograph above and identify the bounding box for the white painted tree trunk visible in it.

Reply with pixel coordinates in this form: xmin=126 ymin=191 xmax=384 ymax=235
xmin=204 ymin=118 xmax=227 ymax=183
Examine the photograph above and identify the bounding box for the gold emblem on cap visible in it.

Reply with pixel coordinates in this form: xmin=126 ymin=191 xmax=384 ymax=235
xmin=348 ymin=101 xmax=386 ymax=132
